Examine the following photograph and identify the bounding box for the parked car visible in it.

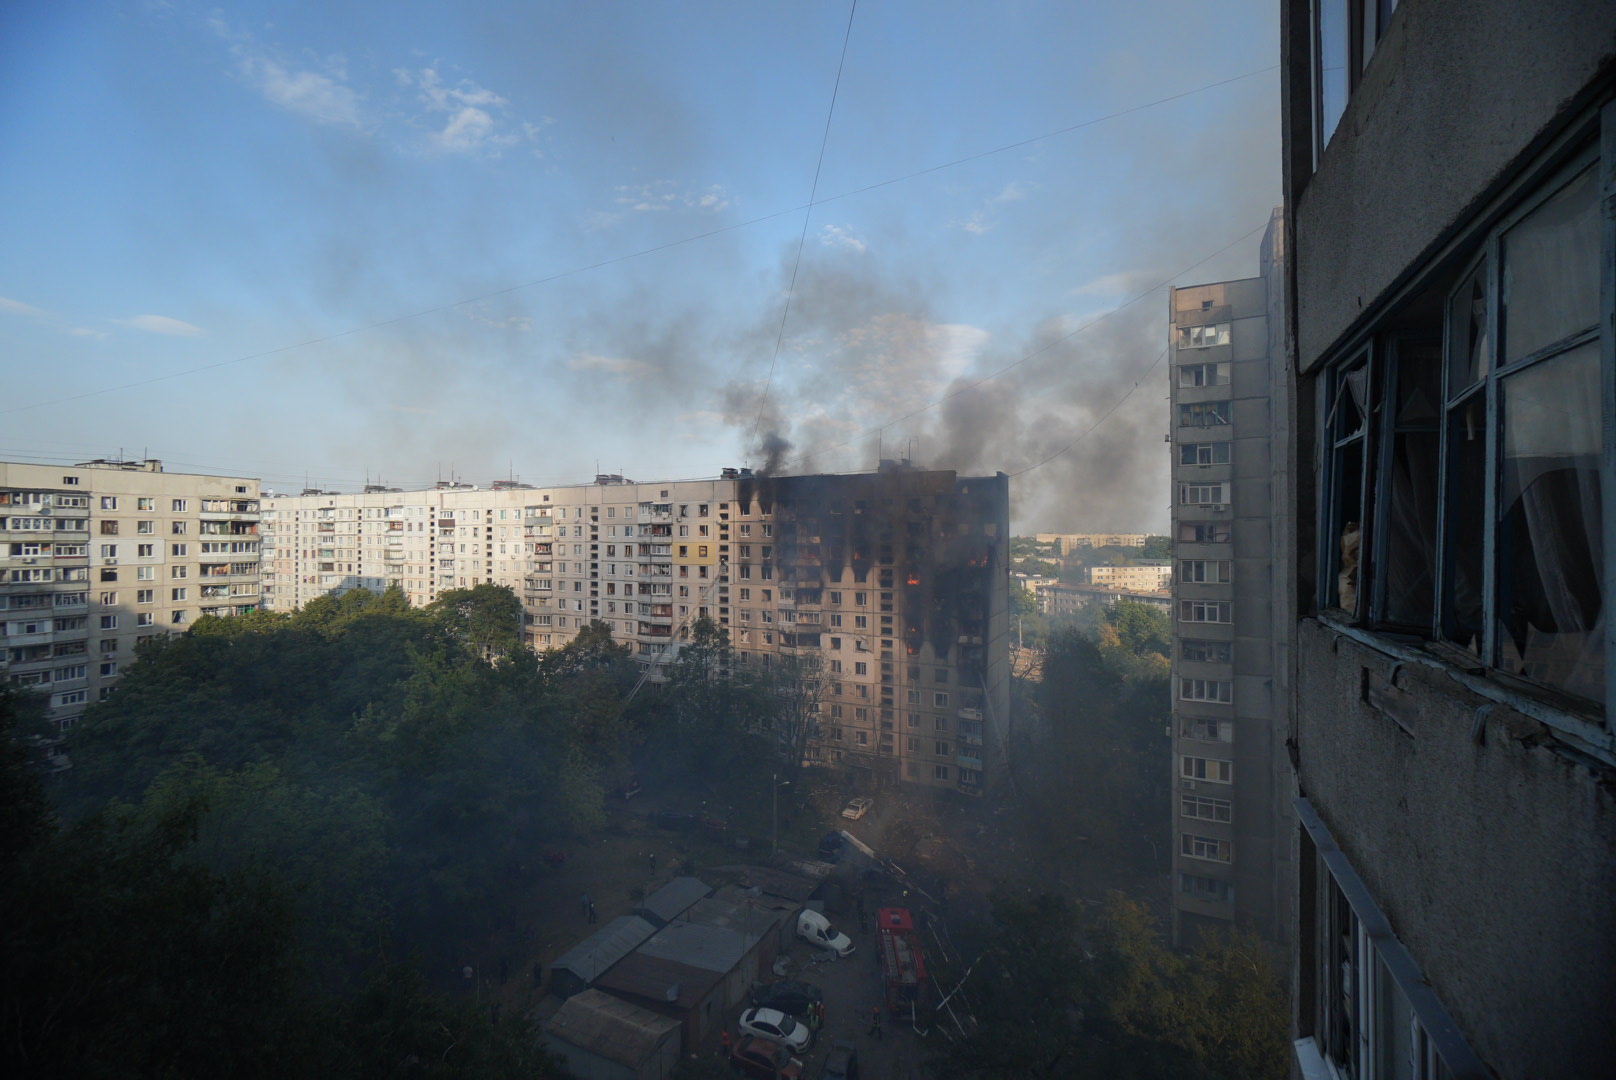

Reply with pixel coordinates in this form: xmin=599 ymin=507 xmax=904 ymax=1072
xmin=841 ymin=797 xmax=873 ymax=820
xmin=749 ymin=980 xmax=824 ymax=1018
xmin=797 ymin=909 xmax=855 ymax=957
xmin=730 ymin=1034 xmax=804 ymax=1079
xmin=818 ymin=832 xmax=846 ymax=861
xmin=819 ymin=1040 xmax=860 ymax=1080
xmin=650 ymin=809 xmax=697 ymax=830
xmin=738 ymin=1007 xmax=812 ymax=1053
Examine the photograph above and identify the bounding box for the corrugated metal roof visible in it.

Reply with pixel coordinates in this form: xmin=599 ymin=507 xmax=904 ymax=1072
xmin=544 ymin=988 xmax=680 ymax=1068
xmin=551 ymin=916 xmax=658 ymax=983
xmin=636 ymin=919 xmax=750 ymax=973
xmin=595 ymin=952 xmax=722 ymax=1012
xmin=635 ymin=876 xmax=712 ymax=926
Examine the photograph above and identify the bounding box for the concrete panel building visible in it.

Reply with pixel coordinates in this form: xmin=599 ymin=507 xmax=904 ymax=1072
xmin=1 ymin=459 xmax=260 ymax=735
xmin=1167 ymin=213 xmax=1293 ymax=949
xmin=1278 ymin=1 xmax=1616 ymax=1075
xmin=262 ymin=462 xmax=1009 ymax=797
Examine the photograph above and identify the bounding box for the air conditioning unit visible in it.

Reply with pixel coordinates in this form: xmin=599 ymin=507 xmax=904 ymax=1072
xmin=102 ymin=558 xmax=118 ymax=566
xmin=19 ymin=557 xmax=38 ymax=565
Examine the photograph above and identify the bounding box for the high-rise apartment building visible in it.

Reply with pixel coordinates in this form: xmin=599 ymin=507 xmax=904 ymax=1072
xmin=1 ymin=459 xmax=261 ymax=734
xmin=1167 ymin=210 xmax=1292 ymax=948
xmin=262 ymin=463 xmax=1009 ymax=795
xmin=1279 ymin=1 xmax=1615 ymax=1074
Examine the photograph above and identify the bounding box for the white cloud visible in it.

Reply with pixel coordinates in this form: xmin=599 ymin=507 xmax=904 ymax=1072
xmin=2 ymin=296 xmax=107 ymax=339
xmin=212 ymin=18 xmax=364 ymax=128
xmin=953 ymin=180 xmax=1038 ymax=234
xmin=818 ymin=224 xmax=867 ymax=253
xmin=0 ymin=296 xmax=46 ymax=318
xmin=1071 ymin=270 xmax=1159 ymax=297
xmin=396 ymin=67 xmax=524 ymax=156
xmin=570 ymin=352 xmax=653 ymax=377
xmin=609 ymin=181 xmax=732 ymax=217
xmin=122 ymin=314 xmax=205 ymax=337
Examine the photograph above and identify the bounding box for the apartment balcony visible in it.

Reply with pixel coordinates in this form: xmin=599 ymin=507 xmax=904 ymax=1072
xmin=524 ymin=577 xmax=553 ymax=594
xmin=0 ymin=626 xmax=88 ymax=649
xmin=639 ymin=623 xmax=673 ymax=638
xmin=955 ymin=752 xmax=984 ymax=770
xmin=524 ymin=511 xmax=552 ymax=526
xmin=958 ymin=707 xmax=984 ymax=722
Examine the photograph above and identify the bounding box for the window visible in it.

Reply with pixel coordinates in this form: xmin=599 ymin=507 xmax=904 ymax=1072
xmin=1180 ymin=560 xmax=1231 ymax=583
xmin=99 ymin=662 xmax=118 ymax=678
xmin=172 ymin=499 xmax=187 ymax=512
xmin=1180 ymin=600 xmax=1231 ymax=623
xmin=99 ymin=591 xmax=118 ymax=606
xmin=171 ymin=610 xmax=188 ymax=625
xmin=171 ymin=521 xmax=187 ymax=535
xmin=1178 ymin=361 xmax=1230 ymax=386
xmin=137 ymin=519 xmax=154 ymax=534
xmin=933 ymin=765 xmax=950 ymax=781
xmin=1296 ymin=798 xmax=1487 ymax=1079
xmin=100 ymin=496 xmax=118 ymax=510
xmin=172 ymin=587 xmax=188 ymax=601
xmin=934 ymin=741 xmax=950 ymax=756
xmin=1178 ymin=401 xmax=1230 ymax=427
xmin=1180 ymin=483 xmax=1226 ymax=506
xmin=1179 ymin=521 xmax=1232 ymax=544
xmin=136 ymin=544 xmax=154 ymax=558
xmin=99 ymin=520 xmax=118 ymax=535
xmin=171 ymin=566 xmax=187 ymax=579
xmin=1317 ymin=154 xmax=1607 ymax=708
xmin=1180 ymin=755 xmax=1232 ymax=783
xmin=98 ymin=569 xmax=117 ymax=582
xmin=99 ymin=614 xmax=118 ymax=630
xmin=1179 ymin=678 xmax=1232 ymax=703
xmin=1184 ymin=718 xmax=1233 ymax=742
xmin=136 ymin=612 xmax=155 ymax=627
xmin=1181 ymin=794 xmax=1232 ymax=822
xmin=1179 ymin=872 xmax=1235 ymax=903
xmin=137 ymin=497 xmax=153 ymax=510
xmin=137 ymin=566 xmax=155 ymax=581
xmin=137 ymin=589 xmax=153 ymax=604
xmin=933 ymin=692 xmax=949 ymax=707
xmin=1180 ymin=833 xmax=1231 ymax=862
xmin=1181 ymin=639 xmax=1232 ymax=664
xmin=1176 ymin=323 xmax=1230 ymax=349
xmin=854 ymin=661 xmax=867 ymax=676
xmin=1178 ymin=441 xmax=1232 ymax=466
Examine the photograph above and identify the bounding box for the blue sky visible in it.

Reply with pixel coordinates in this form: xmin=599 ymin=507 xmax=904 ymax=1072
xmin=0 ymin=0 xmax=1279 ymax=531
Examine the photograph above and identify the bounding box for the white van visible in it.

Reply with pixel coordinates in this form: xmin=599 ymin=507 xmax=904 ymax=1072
xmin=797 ymin=909 xmax=855 ymax=957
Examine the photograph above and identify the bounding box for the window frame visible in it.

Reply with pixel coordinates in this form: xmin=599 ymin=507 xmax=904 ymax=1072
xmin=1312 ymin=132 xmax=1614 ymax=748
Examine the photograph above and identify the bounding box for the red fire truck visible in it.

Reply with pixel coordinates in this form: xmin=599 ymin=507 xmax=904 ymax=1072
xmin=876 ymin=906 xmax=930 ymax=1015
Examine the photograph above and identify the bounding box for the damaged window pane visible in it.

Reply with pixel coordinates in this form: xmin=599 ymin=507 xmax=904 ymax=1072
xmin=1501 ymin=166 xmax=1599 ymax=364
xmin=1442 ymin=391 xmax=1487 ymax=655
xmin=1497 ymin=343 xmax=1604 ymax=699
xmin=1379 ymin=343 xmax=1441 ymax=630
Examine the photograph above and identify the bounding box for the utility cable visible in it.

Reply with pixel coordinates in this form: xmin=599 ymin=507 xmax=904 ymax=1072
xmin=0 ymin=62 xmax=1274 ymax=419
xmin=1008 ymin=346 xmax=1168 ymax=476
xmin=751 ymin=0 xmax=859 ymax=443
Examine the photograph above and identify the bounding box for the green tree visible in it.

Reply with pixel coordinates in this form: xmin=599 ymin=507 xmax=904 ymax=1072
xmin=930 ymin=892 xmax=1287 ymax=1080
xmin=428 ymin=584 xmax=524 ymax=659
xmin=1141 ymin=535 xmax=1172 ymax=560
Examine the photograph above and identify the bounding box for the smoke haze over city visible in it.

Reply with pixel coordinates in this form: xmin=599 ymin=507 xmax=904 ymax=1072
xmin=0 ymin=1 xmax=1278 ymax=530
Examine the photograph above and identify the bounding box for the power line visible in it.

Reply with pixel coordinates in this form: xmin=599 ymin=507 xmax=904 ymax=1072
xmin=1008 ymin=346 xmax=1168 ymax=477
xmin=0 ymin=62 xmax=1276 ymax=419
xmin=800 ymin=219 xmax=1270 ymax=460
xmin=752 ymin=0 xmax=859 ymax=444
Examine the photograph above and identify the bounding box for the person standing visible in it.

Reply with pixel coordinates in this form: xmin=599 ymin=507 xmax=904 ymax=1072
xmin=720 ymin=1029 xmax=731 ymax=1057
xmin=588 ymin=900 xmax=598 ymax=924
xmin=868 ymin=1005 xmax=882 ymax=1040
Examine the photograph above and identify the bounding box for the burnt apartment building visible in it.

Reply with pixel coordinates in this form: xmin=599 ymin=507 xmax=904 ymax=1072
xmin=263 ymin=463 xmax=1009 ymax=796
xmin=1167 ymin=209 xmax=1293 ymax=949
xmin=1279 ymin=1 xmax=1616 ymax=1075
xmin=730 ymin=467 xmax=1009 ymax=795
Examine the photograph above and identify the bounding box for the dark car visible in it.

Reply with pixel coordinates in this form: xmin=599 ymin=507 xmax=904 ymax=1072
xmin=650 ymin=809 xmax=697 ymax=830
xmin=749 ymin=980 xmax=824 ymax=1018
xmin=730 ymin=1034 xmax=803 ymax=1079
xmin=818 ymin=832 xmax=845 ymax=861
xmin=819 ymin=1039 xmax=859 ymax=1080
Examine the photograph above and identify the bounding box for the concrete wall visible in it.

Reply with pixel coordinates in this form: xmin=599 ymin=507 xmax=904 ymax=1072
xmin=1294 ymin=619 xmax=1616 ymax=1075
xmin=1291 ymin=0 xmax=1616 ymax=371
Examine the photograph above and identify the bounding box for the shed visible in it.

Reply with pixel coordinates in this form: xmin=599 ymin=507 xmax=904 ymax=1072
xmin=550 ymin=916 xmax=658 ymax=999
xmin=541 ymin=988 xmax=682 ymax=1080
xmin=634 ymin=876 xmax=712 ymax=928
xmin=595 ymin=952 xmax=726 ymax=1048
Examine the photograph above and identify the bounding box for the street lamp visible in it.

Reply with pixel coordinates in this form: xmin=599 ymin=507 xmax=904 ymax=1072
xmin=772 ymin=773 xmax=791 ymax=854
